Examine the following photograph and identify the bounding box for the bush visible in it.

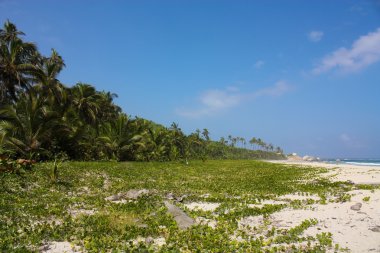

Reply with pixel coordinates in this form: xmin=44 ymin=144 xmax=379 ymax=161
xmin=0 ymin=155 xmax=35 ymax=173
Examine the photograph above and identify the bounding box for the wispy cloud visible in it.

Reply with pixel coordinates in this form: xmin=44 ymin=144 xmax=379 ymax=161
xmin=176 ymin=81 xmax=292 ymax=118
xmin=252 ymin=80 xmax=291 ymax=97
xmin=313 ymin=27 xmax=380 ymax=74
xmin=340 ymin=133 xmax=351 ymax=143
xmin=253 ymin=60 xmax=264 ymax=69
xmin=339 ymin=133 xmax=365 ymax=149
xmin=308 ymin=31 xmax=324 ymax=42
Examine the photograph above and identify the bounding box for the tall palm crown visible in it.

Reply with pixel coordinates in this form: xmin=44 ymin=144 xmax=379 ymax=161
xmin=70 ymin=83 xmax=103 ymax=126
xmin=0 ymin=21 xmax=38 ymax=102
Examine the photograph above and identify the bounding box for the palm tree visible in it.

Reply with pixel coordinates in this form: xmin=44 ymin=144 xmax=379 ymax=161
xmin=70 ymin=83 xmax=102 ymax=126
xmin=232 ymin=137 xmax=237 ymax=147
xmin=195 ymin=128 xmax=201 ymax=139
xmin=33 ymin=49 xmax=66 ymax=104
xmin=144 ymin=128 xmax=170 ymax=161
xmin=202 ymin=128 xmax=210 ymax=141
xmin=249 ymin=137 xmax=257 ymax=150
xmin=97 ymin=91 xmax=121 ymax=121
xmin=0 ymin=20 xmax=38 ymax=102
xmin=227 ymin=135 xmax=233 ymax=146
xmin=242 ymin=138 xmax=247 ymax=148
xmin=257 ymin=138 xmax=263 ymax=150
xmin=169 ymin=122 xmax=194 ymax=163
xmin=97 ymin=114 xmax=144 ymax=161
xmin=0 ymin=92 xmax=62 ymax=159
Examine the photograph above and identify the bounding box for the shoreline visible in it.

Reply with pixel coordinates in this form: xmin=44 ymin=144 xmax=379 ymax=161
xmin=267 ymin=159 xmax=380 ymax=185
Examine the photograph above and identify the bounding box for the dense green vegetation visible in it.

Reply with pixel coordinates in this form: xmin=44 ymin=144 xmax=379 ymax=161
xmin=0 ymin=20 xmax=284 ymax=163
xmin=0 ymin=160 xmax=354 ymax=252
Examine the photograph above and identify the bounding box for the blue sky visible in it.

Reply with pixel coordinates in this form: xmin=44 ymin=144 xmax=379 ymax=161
xmin=1 ymin=0 xmax=380 ymax=158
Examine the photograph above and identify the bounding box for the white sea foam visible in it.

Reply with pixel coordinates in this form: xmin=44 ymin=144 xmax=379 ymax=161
xmin=345 ymin=162 xmax=380 ymax=166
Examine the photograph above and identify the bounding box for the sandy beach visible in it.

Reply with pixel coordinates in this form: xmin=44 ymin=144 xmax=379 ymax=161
xmin=268 ymin=160 xmax=380 ymax=185
xmin=264 ymin=160 xmax=380 ymax=252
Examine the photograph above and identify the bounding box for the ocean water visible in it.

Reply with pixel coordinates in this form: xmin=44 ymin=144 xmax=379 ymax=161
xmin=326 ymin=159 xmax=380 ymax=166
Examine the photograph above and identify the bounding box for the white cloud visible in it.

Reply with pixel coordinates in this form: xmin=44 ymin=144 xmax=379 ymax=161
xmin=176 ymin=88 xmax=242 ymax=118
xmin=200 ymin=89 xmax=241 ymax=110
xmin=340 ymin=133 xmax=351 ymax=143
xmin=252 ymin=80 xmax=291 ymax=98
xmin=308 ymin=31 xmax=324 ymax=42
xmin=176 ymin=81 xmax=292 ymax=118
xmin=339 ymin=133 xmax=365 ymax=149
xmin=253 ymin=60 xmax=264 ymax=69
xmin=313 ymin=27 xmax=380 ymax=74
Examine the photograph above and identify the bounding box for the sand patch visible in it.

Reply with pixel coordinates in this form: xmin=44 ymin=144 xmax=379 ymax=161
xmin=40 ymin=241 xmax=82 ymax=253
xmin=185 ymin=202 xmax=220 ymax=212
xmin=105 ymin=189 xmax=150 ymax=203
xmin=278 ymin=193 xmax=320 ymax=201
xmin=195 ymin=217 xmax=218 ymax=229
xmin=69 ymin=208 xmax=96 ymax=218
xmin=130 ymin=236 xmax=166 ymax=249
xmin=238 ymin=189 xmax=380 ymax=252
xmin=248 ymin=199 xmax=288 ymax=208
xmin=238 ymin=215 xmax=267 ymax=233
xmin=102 ymin=174 xmax=111 ymax=190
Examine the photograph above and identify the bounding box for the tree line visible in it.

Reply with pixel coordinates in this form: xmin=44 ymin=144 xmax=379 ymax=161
xmin=0 ymin=20 xmax=284 ymax=162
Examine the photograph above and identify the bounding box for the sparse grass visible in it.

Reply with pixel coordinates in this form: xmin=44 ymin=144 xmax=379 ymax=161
xmin=0 ymin=160 xmax=353 ymax=252
xmin=362 ymin=196 xmax=370 ymax=202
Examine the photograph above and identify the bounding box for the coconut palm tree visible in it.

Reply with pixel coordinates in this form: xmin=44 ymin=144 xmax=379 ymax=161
xmin=202 ymin=128 xmax=210 ymax=141
xmin=32 ymin=49 xmax=66 ymax=105
xmin=97 ymin=91 xmax=121 ymax=121
xmin=97 ymin=114 xmax=145 ymax=161
xmin=143 ymin=127 xmax=171 ymax=161
xmin=0 ymin=20 xmax=38 ymax=102
xmin=0 ymin=92 xmax=62 ymax=159
xmin=70 ymin=83 xmax=103 ymax=126
xmin=249 ymin=137 xmax=257 ymax=150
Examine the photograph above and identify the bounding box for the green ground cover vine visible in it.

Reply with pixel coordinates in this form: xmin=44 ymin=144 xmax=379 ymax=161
xmin=0 ymin=160 xmax=355 ymax=252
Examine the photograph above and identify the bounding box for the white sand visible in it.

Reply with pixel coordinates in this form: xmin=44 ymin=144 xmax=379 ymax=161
xmin=130 ymin=236 xmax=166 ymax=249
xmin=269 ymin=160 xmax=380 ymax=185
xmin=248 ymin=199 xmax=288 ymax=208
xmin=278 ymin=193 xmax=320 ymax=201
xmin=40 ymin=241 xmax=82 ymax=253
xmin=68 ymin=208 xmax=96 ymax=218
xmin=184 ymin=202 xmax=220 ymax=212
xmin=252 ymin=160 xmax=380 ymax=252
xmin=271 ymin=190 xmax=380 ymax=252
xmin=195 ymin=217 xmax=218 ymax=229
xmin=248 ymin=190 xmax=379 ymax=252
